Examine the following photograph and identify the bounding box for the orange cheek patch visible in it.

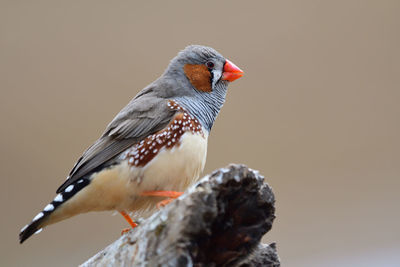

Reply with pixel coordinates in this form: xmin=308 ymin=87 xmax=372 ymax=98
xmin=183 ymin=64 xmax=212 ymax=92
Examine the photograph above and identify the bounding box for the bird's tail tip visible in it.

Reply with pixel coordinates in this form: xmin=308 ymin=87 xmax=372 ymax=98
xmin=19 ymin=178 xmax=91 ymax=243
xmin=19 ymin=202 xmax=57 ymax=243
xmin=19 ymin=217 xmax=45 ymax=244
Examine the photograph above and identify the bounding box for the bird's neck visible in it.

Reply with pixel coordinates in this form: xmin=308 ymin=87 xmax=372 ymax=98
xmin=173 ymin=83 xmax=228 ymax=132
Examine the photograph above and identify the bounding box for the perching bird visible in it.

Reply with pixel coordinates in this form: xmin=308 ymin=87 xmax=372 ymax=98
xmin=19 ymin=45 xmax=243 ymax=243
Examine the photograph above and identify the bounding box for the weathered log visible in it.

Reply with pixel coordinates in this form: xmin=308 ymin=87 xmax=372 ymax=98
xmin=81 ymin=164 xmax=279 ymax=267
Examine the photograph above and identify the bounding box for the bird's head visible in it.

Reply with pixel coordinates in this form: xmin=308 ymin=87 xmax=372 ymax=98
xmin=158 ymin=45 xmax=244 ymax=131
xmin=165 ymin=45 xmax=243 ymax=94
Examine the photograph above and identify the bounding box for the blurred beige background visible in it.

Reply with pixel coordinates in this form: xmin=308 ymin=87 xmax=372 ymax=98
xmin=1 ymin=1 xmax=399 ymax=266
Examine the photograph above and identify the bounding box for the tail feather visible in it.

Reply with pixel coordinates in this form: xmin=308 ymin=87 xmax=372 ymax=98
xmin=19 ymin=213 xmax=48 ymax=243
xmin=19 ymin=178 xmax=90 ymax=243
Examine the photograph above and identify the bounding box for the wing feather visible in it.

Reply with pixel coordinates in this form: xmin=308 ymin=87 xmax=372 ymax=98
xmin=56 ymin=92 xmax=176 ymax=193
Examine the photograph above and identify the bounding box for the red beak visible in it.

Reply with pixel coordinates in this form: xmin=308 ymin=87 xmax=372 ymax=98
xmin=222 ymin=59 xmax=244 ymax=82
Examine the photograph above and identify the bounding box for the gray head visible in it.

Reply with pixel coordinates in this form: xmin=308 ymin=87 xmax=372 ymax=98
xmin=160 ymin=45 xmax=243 ymax=132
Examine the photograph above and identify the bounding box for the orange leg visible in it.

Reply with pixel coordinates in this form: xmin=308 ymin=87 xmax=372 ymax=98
xmin=156 ymin=198 xmax=175 ymax=209
xmin=141 ymin=190 xmax=183 ymax=198
xmin=119 ymin=211 xmax=138 ymax=235
xmin=141 ymin=190 xmax=183 ymax=209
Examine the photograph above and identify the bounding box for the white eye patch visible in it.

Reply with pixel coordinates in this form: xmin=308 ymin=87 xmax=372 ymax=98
xmin=211 ymin=69 xmax=222 ymax=89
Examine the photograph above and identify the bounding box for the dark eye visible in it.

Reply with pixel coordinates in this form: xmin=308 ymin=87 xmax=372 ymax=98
xmin=206 ymin=61 xmax=214 ymax=69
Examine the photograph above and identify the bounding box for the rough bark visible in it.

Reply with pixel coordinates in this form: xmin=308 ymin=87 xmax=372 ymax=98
xmin=81 ymin=164 xmax=279 ymax=267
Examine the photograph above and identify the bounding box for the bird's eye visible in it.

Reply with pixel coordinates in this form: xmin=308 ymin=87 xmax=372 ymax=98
xmin=206 ymin=61 xmax=215 ymax=69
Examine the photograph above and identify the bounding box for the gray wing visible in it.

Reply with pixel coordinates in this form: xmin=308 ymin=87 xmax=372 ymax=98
xmin=56 ymin=92 xmax=176 ymax=193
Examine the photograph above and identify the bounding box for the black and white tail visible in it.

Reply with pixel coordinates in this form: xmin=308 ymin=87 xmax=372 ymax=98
xmin=19 ymin=178 xmax=90 ymax=243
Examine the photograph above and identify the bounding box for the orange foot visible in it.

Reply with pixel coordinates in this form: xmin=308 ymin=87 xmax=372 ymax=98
xmin=119 ymin=211 xmax=138 ymax=235
xmin=121 ymin=228 xmax=130 ymax=235
xmin=141 ymin=190 xmax=183 ymax=209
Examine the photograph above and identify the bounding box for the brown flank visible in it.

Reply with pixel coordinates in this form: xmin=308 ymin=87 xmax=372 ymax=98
xmin=124 ymin=101 xmax=203 ymax=168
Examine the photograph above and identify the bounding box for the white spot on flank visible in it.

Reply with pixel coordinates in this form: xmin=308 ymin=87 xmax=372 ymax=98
xmin=65 ymin=185 xmax=74 ymax=192
xmin=167 ymin=141 xmax=171 ymax=146
xmin=34 ymin=228 xmax=43 ymax=235
xmin=33 ymin=212 xmax=44 ymax=221
xmin=153 ymin=148 xmax=158 ymax=153
xmin=78 ymin=179 xmax=84 ymax=183
xmin=44 ymin=204 xmax=54 ymax=212
xmin=129 ymin=157 xmax=134 ymax=163
xmin=21 ymin=224 xmax=28 ymax=232
xmin=134 ymin=160 xmax=139 ymax=165
xmin=54 ymin=194 xmax=63 ymax=202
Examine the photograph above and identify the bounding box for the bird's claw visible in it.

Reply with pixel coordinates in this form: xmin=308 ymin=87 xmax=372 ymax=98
xmin=121 ymin=228 xmax=130 ymax=235
xmin=156 ymin=198 xmax=175 ymax=209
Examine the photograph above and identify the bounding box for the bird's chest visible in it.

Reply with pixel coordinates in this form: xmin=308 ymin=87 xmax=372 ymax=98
xmin=134 ymin=131 xmax=208 ymax=191
xmin=120 ymin=109 xmax=208 ymax=192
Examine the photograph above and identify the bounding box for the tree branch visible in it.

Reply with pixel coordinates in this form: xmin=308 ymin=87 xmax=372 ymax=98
xmin=81 ymin=164 xmax=279 ymax=267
